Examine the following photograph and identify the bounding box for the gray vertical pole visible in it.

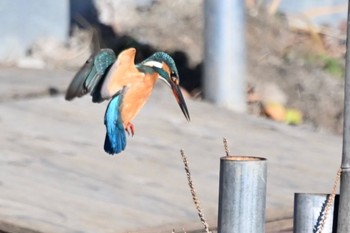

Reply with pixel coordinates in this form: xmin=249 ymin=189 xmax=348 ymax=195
xmin=204 ymin=0 xmax=246 ymax=113
xmin=337 ymin=1 xmax=350 ymax=232
xmin=217 ymin=156 xmax=267 ymax=233
xmin=294 ymin=193 xmax=339 ymax=233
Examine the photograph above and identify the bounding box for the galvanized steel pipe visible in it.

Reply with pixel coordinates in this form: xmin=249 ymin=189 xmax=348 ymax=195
xmin=338 ymin=1 xmax=350 ymax=232
xmin=294 ymin=193 xmax=339 ymax=233
xmin=217 ymin=156 xmax=267 ymax=233
xmin=203 ymin=0 xmax=247 ymax=113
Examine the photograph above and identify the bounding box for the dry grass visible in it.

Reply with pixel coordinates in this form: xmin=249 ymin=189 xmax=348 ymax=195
xmin=180 ymin=150 xmax=211 ymax=233
xmin=314 ymin=167 xmax=341 ymax=233
xmin=223 ymin=138 xmax=230 ymax=157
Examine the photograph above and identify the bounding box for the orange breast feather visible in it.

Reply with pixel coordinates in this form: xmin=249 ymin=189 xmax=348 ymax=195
xmin=120 ymin=73 xmax=158 ymax=127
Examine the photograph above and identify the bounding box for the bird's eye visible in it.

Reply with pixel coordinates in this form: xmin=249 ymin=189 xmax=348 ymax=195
xmin=171 ymin=76 xmax=179 ymax=85
xmin=170 ymin=71 xmax=179 ymax=84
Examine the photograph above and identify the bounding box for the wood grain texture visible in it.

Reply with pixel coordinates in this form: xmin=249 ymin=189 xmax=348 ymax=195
xmin=0 ymin=67 xmax=342 ymax=232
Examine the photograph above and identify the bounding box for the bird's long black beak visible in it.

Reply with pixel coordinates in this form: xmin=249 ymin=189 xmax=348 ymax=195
xmin=170 ymin=81 xmax=190 ymax=121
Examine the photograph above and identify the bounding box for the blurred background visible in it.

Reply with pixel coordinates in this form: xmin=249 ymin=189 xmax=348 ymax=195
xmin=0 ymin=0 xmax=348 ymax=133
xmin=0 ymin=1 xmax=348 ymax=232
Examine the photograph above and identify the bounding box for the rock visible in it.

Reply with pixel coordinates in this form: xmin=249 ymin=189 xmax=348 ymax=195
xmin=259 ymin=82 xmax=288 ymax=106
xmin=263 ymin=102 xmax=286 ymax=122
xmin=285 ymin=108 xmax=303 ymax=125
xmin=94 ymin=0 xmax=203 ymax=66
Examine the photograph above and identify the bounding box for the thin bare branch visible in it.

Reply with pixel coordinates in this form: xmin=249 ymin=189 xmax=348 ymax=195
xmin=180 ymin=150 xmax=211 ymax=233
xmin=315 ymin=167 xmax=341 ymax=233
xmin=223 ymin=138 xmax=230 ymax=156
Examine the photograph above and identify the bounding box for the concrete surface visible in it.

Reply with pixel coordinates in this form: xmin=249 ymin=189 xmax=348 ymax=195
xmin=0 ymin=67 xmax=343 ymax=233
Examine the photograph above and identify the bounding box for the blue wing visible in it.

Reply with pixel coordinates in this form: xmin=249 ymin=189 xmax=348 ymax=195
xmin=104 ymin=88 xmax=127 ymax=155
xmin=65 ymin=49 xmax=116 ymax=103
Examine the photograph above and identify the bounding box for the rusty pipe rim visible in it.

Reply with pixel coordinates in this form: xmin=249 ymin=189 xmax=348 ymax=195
xmin=220 ymin=156 xmax=267 ymax=161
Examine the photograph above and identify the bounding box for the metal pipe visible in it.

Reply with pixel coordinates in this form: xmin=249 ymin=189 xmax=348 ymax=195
xmin=294 ymin=193 xmax=339 ymax=233
xmin=203 ymin=0 xmax=247 ymax=113
xmin=217 ymin=156 xmax=267 ymax=233
xmin=337 ymin=1 xmax=350 ymax=232
xmin=337 ymin=172 xmax=350 ymax=232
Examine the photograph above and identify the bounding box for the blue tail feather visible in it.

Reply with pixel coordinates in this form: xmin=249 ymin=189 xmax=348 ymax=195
xmin=104 ymin=90 xmax=126 ymax=155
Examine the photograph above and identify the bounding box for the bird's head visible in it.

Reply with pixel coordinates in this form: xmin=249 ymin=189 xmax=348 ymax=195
xmin=141 ymin=52 xmax=190 ymax=121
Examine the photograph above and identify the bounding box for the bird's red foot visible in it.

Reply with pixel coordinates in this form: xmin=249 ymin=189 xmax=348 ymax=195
xmin=125 ymin=122 xmax=135 ymax=136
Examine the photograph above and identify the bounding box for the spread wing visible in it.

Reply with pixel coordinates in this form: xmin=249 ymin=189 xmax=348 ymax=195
xmin=65 ymin=48 xmax=116 ymax=102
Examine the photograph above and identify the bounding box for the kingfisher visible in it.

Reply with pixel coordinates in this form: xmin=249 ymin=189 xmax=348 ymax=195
xmin=65 ymin=48 xmax=190 ymax=155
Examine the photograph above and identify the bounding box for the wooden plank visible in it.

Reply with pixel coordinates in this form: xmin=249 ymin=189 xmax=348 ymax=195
xmin=132 ymin=209 xmax=293 ymax=233
xmin=0 ymin=68 xmax=342 ymax=232
xmin=0 ymin=67 xmax=73 ymax=101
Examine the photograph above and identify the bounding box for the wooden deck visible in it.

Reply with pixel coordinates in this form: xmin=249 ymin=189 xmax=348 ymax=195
xmin=0 ymin=67 xmax=342 ymax=232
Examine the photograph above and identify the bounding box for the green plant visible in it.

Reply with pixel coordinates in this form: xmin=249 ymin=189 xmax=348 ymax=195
xmin=306 ymin=54 xmax=344 ymax=78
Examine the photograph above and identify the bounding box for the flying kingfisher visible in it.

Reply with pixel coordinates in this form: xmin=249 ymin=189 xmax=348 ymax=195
xmin=65 ymin=48 xmax=190 ymax=155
